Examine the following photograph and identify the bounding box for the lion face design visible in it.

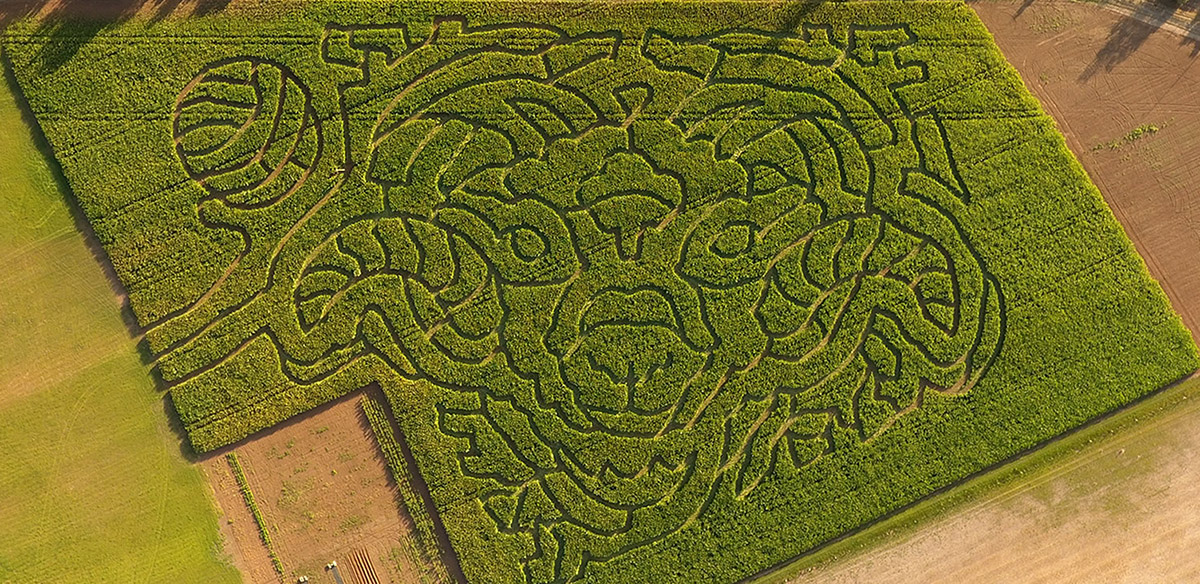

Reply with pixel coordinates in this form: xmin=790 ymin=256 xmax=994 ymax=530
xmin=173 ymin=18 xmax=1003 ymax=584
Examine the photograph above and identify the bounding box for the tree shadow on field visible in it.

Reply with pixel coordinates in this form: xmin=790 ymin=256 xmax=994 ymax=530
xmin=1081 ymin=2 xmax=1170 ymax=81
xmin=1181 ymin=5 xmax=1200 ymax=56
xmin=1014 ymin=0 xmax=1036 ymax=20
xmin=0 ymin=0 xmax=237 ymax=351
xmin=0 ymin=0 xmax=235 ymax=75
xmin=1080 ymin=0 xmax=1200 ymax=80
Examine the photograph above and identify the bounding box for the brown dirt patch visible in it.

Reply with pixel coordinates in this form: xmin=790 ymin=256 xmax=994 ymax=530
xmin=200 ymin=390 xmax=431 ymax=584
xmin=975 ymin=0 xmax=1200 ymax=343
xmin=0 ymin=0 xmax=237 ymax=22
xmin=204 ymin=452 xmax=282 ymax=584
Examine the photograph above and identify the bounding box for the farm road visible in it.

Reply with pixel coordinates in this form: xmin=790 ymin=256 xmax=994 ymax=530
xmin=0 ymin=0 xmax=234 ymax=22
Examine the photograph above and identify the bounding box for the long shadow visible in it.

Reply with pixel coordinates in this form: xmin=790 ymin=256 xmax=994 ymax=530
xmin=1 ymin=0 xmax=233 ymax=75
xmin=1081 ymin=2 xmax=1171 ymax=81
xmin=1014 ymin=0 xmax=1036 ymax=19
xmin=1183 ymin=4 xmax=1200 ymax=55
xmin=0 ymin=0 xmax=233 ymax=24
xmin=1 ymin=0 xmax=235 ymax=462
xmin=0 ymin=0 xmax=237 ymax=345
xmin=1078 ymin=0 xmax=1200 ymax=80
xmin=4 ymin=47 xmax=191 ymax=469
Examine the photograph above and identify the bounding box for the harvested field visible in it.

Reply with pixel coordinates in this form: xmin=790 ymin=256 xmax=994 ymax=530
xmin=777 ymin=375 xmax=1200 ymax=584
xmin=201 ymin=391 xmax=434 ymax=583
xmin=973 ymin=0 xmax=1200 ymax=344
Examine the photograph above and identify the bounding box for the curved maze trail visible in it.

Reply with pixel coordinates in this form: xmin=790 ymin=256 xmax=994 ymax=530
xmin=158 ymin=18 xmax=1004 ymax=583
xmin=0 ymin=2 xmax=1178 ymax=582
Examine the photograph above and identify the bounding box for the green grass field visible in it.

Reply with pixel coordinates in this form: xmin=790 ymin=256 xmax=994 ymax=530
xmin=0 ymin=58 xmax=241 ymax=584
xmin=4 ymin=1 xmax=1198 ymax=583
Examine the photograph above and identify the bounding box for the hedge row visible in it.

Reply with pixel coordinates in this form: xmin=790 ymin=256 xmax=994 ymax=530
xmin=361 ymin=394 xmax=453 ymax=583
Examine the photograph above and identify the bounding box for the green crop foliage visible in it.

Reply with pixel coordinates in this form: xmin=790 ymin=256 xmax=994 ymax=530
xmin=363 ymin=394 xmax=453 ymax=582
xmin=6 ymin=2 xmax=1198 ymax=583
xmin=226 ymin=452 xmax=285 ymax=576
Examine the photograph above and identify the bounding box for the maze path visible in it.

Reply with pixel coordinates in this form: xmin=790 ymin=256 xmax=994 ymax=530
xmin=8 ymin=3 xmax=1195 ymax=583
xmin=155 ymin=18 xmax=1004 ymax=584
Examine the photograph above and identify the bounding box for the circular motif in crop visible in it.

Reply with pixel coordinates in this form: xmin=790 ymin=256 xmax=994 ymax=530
xmin=173 ymin=59 xmax=320 ymax=208
xmin=172 ymin=22 xmax=1009 ymax=584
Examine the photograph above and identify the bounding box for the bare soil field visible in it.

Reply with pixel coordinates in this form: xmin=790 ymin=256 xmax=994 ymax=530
xmin=776 ymin=2 xmax=1200 ymax=582
xmin=0 ymin=0 xmax=240 ymax=22
xmin=976 ymin=0 xmax=1200 ymax=342
xmin=786 ymin=378 xmax=1200 ymax=584
xmin=204 ymin=452 xmax=283 ymax=584
xmin=200 ymin=391 xmax=430 ymax=584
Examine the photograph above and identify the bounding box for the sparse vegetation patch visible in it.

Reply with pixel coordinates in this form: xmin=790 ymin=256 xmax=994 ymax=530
xmin=226 ymin=452 xmax=285 ymax=576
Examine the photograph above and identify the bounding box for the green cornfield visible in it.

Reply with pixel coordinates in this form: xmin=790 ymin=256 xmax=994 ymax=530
xmin=6 ymin=1 xmax=1196 ymax=582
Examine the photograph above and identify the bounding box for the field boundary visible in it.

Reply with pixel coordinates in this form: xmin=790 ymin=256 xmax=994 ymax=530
xmin=746 ymin=370 xmax=1199 ymax=583
xmin=226 ymin=451 xmax=286 ymax=580
xmin=205 ymin=385 xmax=466 ymax=582
xmin=361 ymin=388 xmax=463 ymax=583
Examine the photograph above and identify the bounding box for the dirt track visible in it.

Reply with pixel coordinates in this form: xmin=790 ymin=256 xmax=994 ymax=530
xmin=201 ymin=391 xmax=431 ymax=583
xmin=790 ymin=1 xmax=1200 ymax=581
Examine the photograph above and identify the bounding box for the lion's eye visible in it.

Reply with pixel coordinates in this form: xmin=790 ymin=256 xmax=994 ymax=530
xmin=710 ymin=222 xmax=754 ymax=258
xmin=508 ymin=226 xmax=550 ymax=261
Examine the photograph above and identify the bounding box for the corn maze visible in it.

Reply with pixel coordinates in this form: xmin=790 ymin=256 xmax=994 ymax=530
xmin=6 ymin=2 xmax=1198 ymax=583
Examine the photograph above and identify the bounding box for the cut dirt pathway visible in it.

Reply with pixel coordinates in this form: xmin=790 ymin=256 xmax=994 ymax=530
xmin=785 ymin=2 xmax=1200 ymax=582
xmin=7 ymin=1 xmax=1200 ymax=582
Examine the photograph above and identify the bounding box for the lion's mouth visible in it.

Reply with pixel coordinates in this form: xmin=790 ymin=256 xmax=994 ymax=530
xmin=579 ymin=287 xmax=678 ymax=333
xmin=558 ymin=287 xmax=707 ymax=431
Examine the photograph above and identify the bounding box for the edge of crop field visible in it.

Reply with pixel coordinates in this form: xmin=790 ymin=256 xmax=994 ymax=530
xmin=748 ymin=372 xmax=1200 ymax=584
xmin=361 ymin=392 xmax=457 ymax=584
xmin=748 ymin=1 xmax=1200 ymax=579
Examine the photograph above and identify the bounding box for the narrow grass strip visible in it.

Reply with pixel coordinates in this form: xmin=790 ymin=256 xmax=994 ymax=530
xmin=225 ymin=451 xmax=285 ymax=578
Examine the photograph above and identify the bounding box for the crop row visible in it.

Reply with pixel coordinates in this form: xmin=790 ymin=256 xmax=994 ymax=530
xmin=225 ymin=452 xmax=285 ymax=578
xmin=361 ymin=394 xmax=453 ymax=583
xmin=6 ymin=2 xmax=1198 ymax=584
